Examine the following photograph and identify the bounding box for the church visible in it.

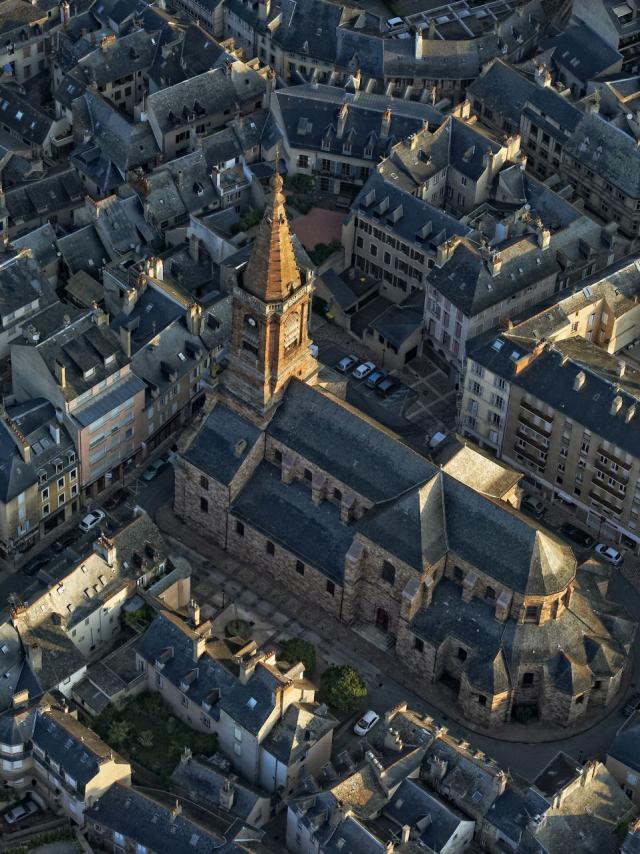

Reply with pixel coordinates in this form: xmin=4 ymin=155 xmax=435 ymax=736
xmin=174 ymin=174 xmax=635 ymax=729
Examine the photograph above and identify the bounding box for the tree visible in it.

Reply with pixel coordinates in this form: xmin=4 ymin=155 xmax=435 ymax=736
xmin=138 ymin=730 xmax=154 ymax=748
xmin=107 ymin=720 xmax=130 ymax=746
xmin=321 ymin=665 xmax=367 ymax=713
xmin=278 ymin=638 xmax=316 ymax=675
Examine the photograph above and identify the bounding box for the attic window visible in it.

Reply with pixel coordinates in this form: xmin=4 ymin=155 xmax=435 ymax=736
xmin=15 ymin=110 xmax=22 ymax=120
xmin=492 ymin=339 xmax=504 ymax=351
xmin=509 ymin=350 xmax=521 ymax=362
xmin=247 ymin=697 xmax=257 ymax=709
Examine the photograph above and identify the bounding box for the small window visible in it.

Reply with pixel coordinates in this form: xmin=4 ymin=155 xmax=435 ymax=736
xmin=326 ymin=580 xmax=335 ymax=596
xmin=414 ymin=637 xmax=424 ymax=652
xmin=295 ymin=560 xmax=304 ymax=575
xmin=274 ymin=449 xmax=283 ymax=464
xmin=200 ymin=497 xmax=208 ymax=512
xmin=485 ymin=586 xmax=496 ymax=601
xmin=457 ymin=647 xmax=467 ymax=662
xmin=236 ymin=520 xmax=244 ymax=536
xmin=304 ymin=468 xmax=313 ymax=482
xmin=522 ymin=672 xmax=534 ymax=686
xmin=525 ymin=605 xmax=539 ymax=623
xmin=453 ymin=566 xmax=464 ymax=581
xmin=382 ymin=560 xmax=395 ymax=585
xmin=575 ymin=694 xmax=585 ymax=705
xmin=333 ymin=487 xmax=342 ymax=502
xmin=478 ymin=694 xmax=487 ymax=706
xmin=266 ymin=540 xmax=275 ymax=556
xmin=200 ymin=475 xmax=209 ymax=489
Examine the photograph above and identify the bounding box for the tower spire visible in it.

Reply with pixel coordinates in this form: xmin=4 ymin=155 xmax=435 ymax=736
xmin=242 ymin=167 xmax=301 ymax=303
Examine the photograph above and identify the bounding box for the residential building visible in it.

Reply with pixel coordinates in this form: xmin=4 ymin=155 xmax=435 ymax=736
xmin=607 ymin=710 xmax=640 ymax=804
xmin=573 ymin=0 xmax=640 ymax=73
xmin=541 ymin=21 xmax=623 ymax=97
xmin=136 ymin=607 xmax=336 ymax=793
xmin=460 ymin=256 xmax=640 ymax=549
xmin=11 ymin=310 xmax=146 ymax=497
xmin=0 ymin=692 xmax=131 ymax=824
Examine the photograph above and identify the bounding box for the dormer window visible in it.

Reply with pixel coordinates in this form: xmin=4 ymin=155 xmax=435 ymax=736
xmin=38 ymin=470 xmax=47 ymax=485
xmin=83 ymin=367 xmax=95 ymax=380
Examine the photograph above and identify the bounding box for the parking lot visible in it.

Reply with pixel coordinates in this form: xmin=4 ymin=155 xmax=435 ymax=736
xmin=315 ymin=332 xmax=458 ymax=452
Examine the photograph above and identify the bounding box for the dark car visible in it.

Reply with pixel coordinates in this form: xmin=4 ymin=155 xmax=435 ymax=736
xmin=560 ymin=523 xmax=595 ymax=549
xmin=376 ymin=377 xmax=398 ymax=398
xmin=51 ymin=530 xmax=78 ymax=554
xmin=21 ymin=554 xmax=49 ymax=576
xmin=104 ymin=488 xmax=130 ymax=511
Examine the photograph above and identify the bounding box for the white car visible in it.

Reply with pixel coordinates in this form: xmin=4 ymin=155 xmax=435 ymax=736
xmin=79 ymin=509 xmax=106 ymax=533
xmin=353 ymin=709 xmax=380 ymax=736
xmin=594 ymin=544 xmax=624 ymax=567
xmin=4 ymin=799 xmax=38 ymax=825
xmin=352 ymin=361 xmax=376 ymax=380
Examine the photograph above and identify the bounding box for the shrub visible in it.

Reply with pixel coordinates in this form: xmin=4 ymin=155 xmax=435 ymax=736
xmin=321 ymin=665 xmax=367 ymax=713
xmin=138 ymin=730 xmax=154 ymax=748
xmin=278 ymin=638 xmax=316 ymax=675
xmin=309 ymin=239 xmax=342 ymax=265
xmin=107 ymin=720 xmax=130 ymax=746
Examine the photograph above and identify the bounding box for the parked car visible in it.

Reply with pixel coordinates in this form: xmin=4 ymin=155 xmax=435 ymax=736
xmin=142 ymin=458 xmax=165 ymax=482
xmin=21 ymin=554 xmax=49 ymax=577
xmin=366 ymin=370 xmax=386 ymax=389
xmin=4 ymin=798 xmax=38 ymax=825
xmin=335 ymin=354 xmax=358 ymax=374
xmin=624 ymin=692 xmax=640 ymax=716
xmin=595 ymin=544 xmax=624 ymax=567
xmin=354 ymin=709 xmax=380 ymax=736
xmin=521 ymin=495 xmax=545 ymax=520
xmin=352 ymin=361 xmax=376 ymax=380
xmin=376 ymin=377 xmax=398 ymax=398
xmin=79 ymin=509 xmax=106 ymax=533
xmin=104 ymin=488 xmax=131 ymax=511
xmin=559 ymin=523 xmax=595 ymax=549
xmin=52 ymin=529 xmax=78 ymax=553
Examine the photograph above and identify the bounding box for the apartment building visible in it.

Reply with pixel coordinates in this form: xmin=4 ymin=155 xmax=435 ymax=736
xmin=0 ymin=0 xmax=50 ymax=85
xmin=0 ymin=693 xmax=131 ymax=824
xmin=136 ymin=608 xmax=336 ymax=794
xmin=11 ymin=310 xmax=146 ymax=497
xmin=461 ymin=261 xmax=640 ymax=550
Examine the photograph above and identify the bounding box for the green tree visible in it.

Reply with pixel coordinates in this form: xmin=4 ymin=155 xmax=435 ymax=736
xmin=107 ymin=720 xmax=130 ymax=746
xmin=278 ymin=638 xmax=316 ymax=675
xmin=321 ymin=665 xmax=367 ymax=713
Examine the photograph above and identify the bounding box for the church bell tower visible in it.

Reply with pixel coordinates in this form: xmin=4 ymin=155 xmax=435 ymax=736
xmin=218 ymin=171 xmax=318 ymax=425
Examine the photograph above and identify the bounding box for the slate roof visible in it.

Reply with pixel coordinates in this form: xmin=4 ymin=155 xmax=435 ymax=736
xmin=272 ymin=0 xmax=346 ymax=65
xmin=76 ymin=28 xmax=159 ymax=86
xmin=172 ymin=755 xmax=269 ymax=822
xmin=262 ymin=701 xmax=336 ymax=765
xmin=267 ymin=379 xmax=434 ymax=502
xmin=231 ymin=461 xmax=353 ymax=583
xmin=0 ymin=86 xmax=54 ymax=146
xmin=383 ymin=779 xmax=466 ymax=850
xmin=608 ymin=715 xmax=640 ymax=774
xmin=184 ymin=404 xmax=262 ymax=486
xmin=146 ymin=63 xmax=265 ymax=135
xmin=564 ymin=111 xmax=640 ymax=197
xmin=467 ymin=333 xmax=640 ymax=461
xmin=350 ymin=171 xmax=470 ymax=251
xmin=425 ymin=236 xmax=560 ymax=318
xmin=275 ymin=84 xmax=442 ymax=161
xmin=543 ymin=22 xmax=622 ymax=83
xmin=85 ymin=783 xmax=229 ymax=852
xmin=5 ymin=170 xmax=84 ymax=228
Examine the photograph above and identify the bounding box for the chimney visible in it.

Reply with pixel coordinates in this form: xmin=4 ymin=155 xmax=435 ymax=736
xmin=60 ymin=0 xmax=70 ymax=24
xmin=337 ymin=103 xmax=348 ymax=139
xmin=611 ymin=395 xmax=623 ymax=415
xmin=219 ymin=779 xmax=235 ymax=810
xmin=401 ymin=825 xmax=411 ymax=844
xmin=186 ymin=303 xmax=203 ymax=336
xmin=574 ymin=370 xmax=586 ymax=391
xmin=626 ymin=405 xmax=636 ymax=423
xmin=487 ymin=250 xmax=503 ymax=276
xmin=3 ymin=415 xmax=31 ymax=464
xmin=436 ymin=236 xmax=459 ymax=267
xmin=537 ymin=224 xmax=551 ymax=250
xmin=120 ymin=325 xmax=132 ymax=358
xmin=534 ymin=64 xmax=551 ymax=88
xmin=11 ymin=689 xmax=29 ymax=708
xmin=170 ymin=800 xmax=182 ymax=821
xmin=189 ymin=233 xmax=200 ymax=262
xmin=381 ymin=108 xmax=392 ymax=139
xmin=54 ymin=360 xmax=66 ymax=388
xmin=619 ymin=361 xmax=626 ymax=378
xmin=94 ymin=535 xmax=116 ymax=567
xmin=49 ymin=423 xmax=61 ymax=445
xmin=26 ymin=644 xmax=42 ymax=672
xmin=192 ymin=634 xmax=206 ymax=662
xmin=187 ymin=599 xmax=201 ymax=627
xmin=415 ymin=27 xmax=424 ymax=59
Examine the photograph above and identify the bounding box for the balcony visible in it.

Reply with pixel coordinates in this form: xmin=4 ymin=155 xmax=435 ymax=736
xmin=518 ymin=412 xmax=552 ymax=438
xmin=590 ymin=476 xmax=626 ymax=502
xmin=516 ymin=429 xmax=548 ymax=454
xmin=589 ymin=487 xmax=623 ymax=515
xmin=594 ymin=458 xmax=630 ymax=485
xmin=520 ymin=399 xmax=554 ymax=426
xmin=596 ymin=447 xmax=632 ymax=471
xmin=514 ymin=444 xmax=546 ymax=469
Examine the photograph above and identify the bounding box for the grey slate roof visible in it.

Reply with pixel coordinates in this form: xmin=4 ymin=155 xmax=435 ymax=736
xmin=267 ymin=379 xmax=434 ymax=502
xmin=231 ymin=461 xmax=353 ymax=583
xmin=608 ymin=716 xmax=640 ymax=774
xmin=85 ymin=783 xmax=228 ymax=852
xmin=543 ymin=22 xmax=622 ymax=84
xmin=184 ymin=404 xmax=262 ymax=486
xmin=564 ymin=112 xmax=640 ymax=197
xmin=383 ymin=779 xmax=467 ymax=850
xmin=76 ymin=28 xmax=159 ymax=86
xmin=0 ymin=86 xmax=54 ymax=146
xmin=172 ymin=755 xmax=268 ymax=822
xmin=5 ymin=170 xmax=84 ymax=228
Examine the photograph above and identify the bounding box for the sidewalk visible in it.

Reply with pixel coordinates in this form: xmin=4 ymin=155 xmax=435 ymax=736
xmin=156 ymin=504 xmax=633 ymax=747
